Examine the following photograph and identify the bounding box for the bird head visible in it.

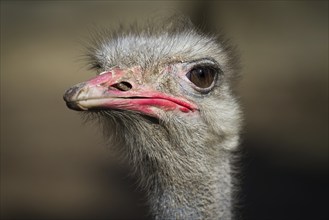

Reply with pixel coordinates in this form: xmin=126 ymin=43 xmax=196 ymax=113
xmin=64 ymin=18 xmax=241 ymax=155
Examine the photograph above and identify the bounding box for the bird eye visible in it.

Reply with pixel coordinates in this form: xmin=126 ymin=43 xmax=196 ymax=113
xmin=186 ymin=66 xmax=217 ymax=89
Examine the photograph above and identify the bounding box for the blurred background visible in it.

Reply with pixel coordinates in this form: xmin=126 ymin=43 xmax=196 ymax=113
xmin=1 ymin=1 xmax=328 ymax=219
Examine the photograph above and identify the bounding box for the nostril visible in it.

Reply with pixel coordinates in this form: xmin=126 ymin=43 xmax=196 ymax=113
xmin=111 ymin=81 xmax=132 ymax=91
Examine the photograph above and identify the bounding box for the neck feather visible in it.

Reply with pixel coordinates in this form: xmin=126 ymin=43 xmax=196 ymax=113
xmin=99 ymin=112 xmax=235 ymax=219
xmin=148 ymin=150 xmax=233 ymax=220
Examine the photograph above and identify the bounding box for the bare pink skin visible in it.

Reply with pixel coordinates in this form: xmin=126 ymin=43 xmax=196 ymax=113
xmin=63 ymin=67 xmax=198 ymax=118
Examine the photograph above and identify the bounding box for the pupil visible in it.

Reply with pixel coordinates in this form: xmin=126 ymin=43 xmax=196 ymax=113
xmin=197 ymin=69 xmax=205 ymax=78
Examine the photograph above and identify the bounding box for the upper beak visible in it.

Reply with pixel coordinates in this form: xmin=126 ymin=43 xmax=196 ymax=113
xmin=63 ymin=69 xmax=197 ymax=118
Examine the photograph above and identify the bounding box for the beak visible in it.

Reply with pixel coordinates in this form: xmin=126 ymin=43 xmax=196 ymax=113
xmin=63 ymin=68 xmax=197 ymax=118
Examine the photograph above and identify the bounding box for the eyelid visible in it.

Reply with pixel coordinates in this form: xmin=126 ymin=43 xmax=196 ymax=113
xmin=190 ymin=64 xmax=218 ymax=71
xmin=184 ymin=60 xmax=221 ymax=73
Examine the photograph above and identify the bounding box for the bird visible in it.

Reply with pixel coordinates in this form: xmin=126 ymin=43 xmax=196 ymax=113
xmin=63 ymin=16 xmax=242 ymax=220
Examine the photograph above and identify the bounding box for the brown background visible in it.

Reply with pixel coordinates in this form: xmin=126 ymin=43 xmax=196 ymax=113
xmin=1 ymin=1 xmax=328 ymax=219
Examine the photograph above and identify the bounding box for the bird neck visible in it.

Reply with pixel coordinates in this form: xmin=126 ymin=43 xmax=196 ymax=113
xmin=146 ymin=150 xmax=233 ymax=220
xmin=103 ymin=113 xmax=236 ymax=219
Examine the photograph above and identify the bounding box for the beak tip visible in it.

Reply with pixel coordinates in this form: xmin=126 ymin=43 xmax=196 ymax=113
xmin=63 ymin=82 xmax=87 ymax=101
xmin=63 ymin=83 xmax=87 ymax=111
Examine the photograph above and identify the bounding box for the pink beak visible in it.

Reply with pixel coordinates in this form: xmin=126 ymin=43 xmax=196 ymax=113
xmin=63 ymin=68 xmax=197 ymax=118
